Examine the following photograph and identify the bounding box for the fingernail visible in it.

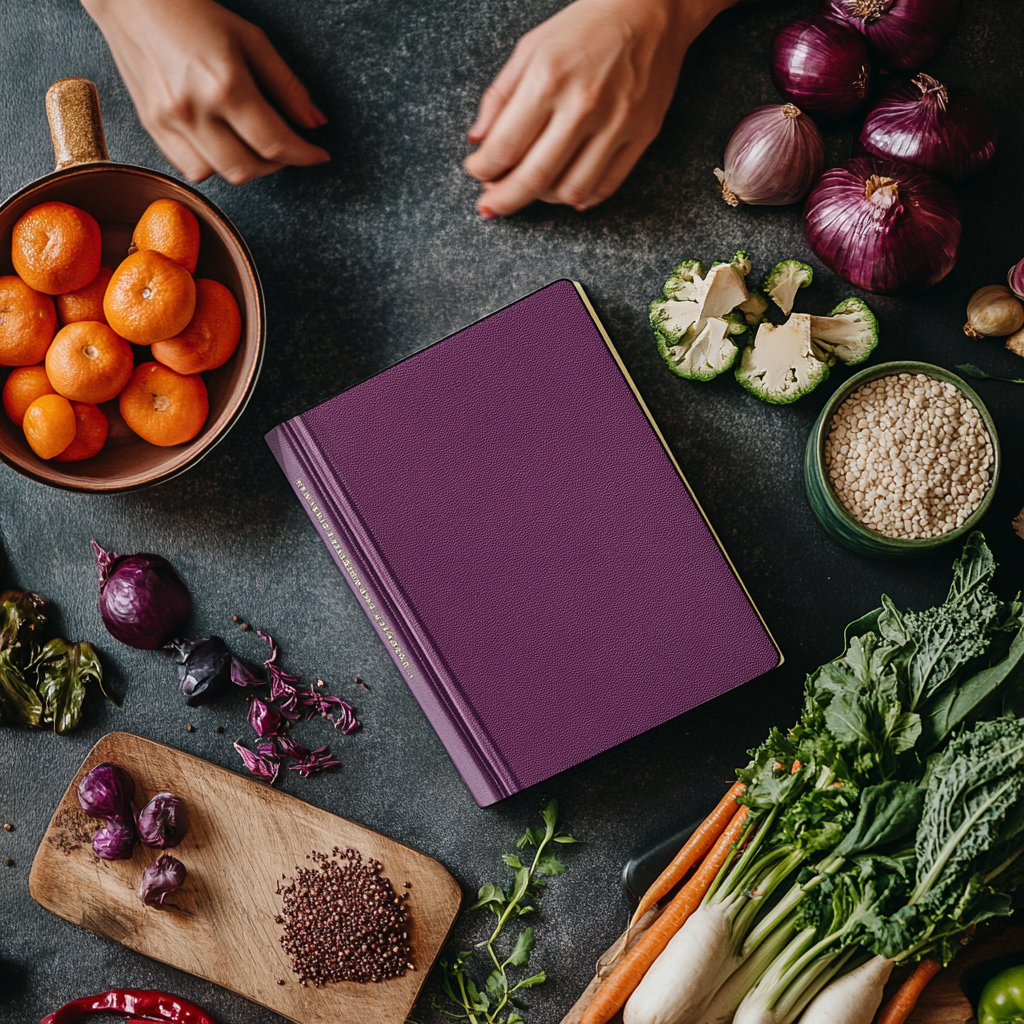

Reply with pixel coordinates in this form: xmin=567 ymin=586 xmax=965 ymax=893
xmin=478 ymin=205 xmax=497 ymax=221
xmin=310 ymin=105 xmax=328 ymax=127
xmin=468 ymin=122 xmax=482 ymax=143
xmin=314 ymin=149 xmax=331 ymax=164
xmin=574 ymin=205 xmax=589 ymax=213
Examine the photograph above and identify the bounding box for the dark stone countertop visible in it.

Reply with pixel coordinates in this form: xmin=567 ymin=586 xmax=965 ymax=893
xmin=1 ymin=0 xmax=1022 ymax=1021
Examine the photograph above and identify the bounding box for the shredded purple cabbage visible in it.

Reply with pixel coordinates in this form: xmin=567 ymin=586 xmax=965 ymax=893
xmin=288 ymin=746 xmax=342 ymax=777
xmin=233 ymin=740 xmax=280 ymax=784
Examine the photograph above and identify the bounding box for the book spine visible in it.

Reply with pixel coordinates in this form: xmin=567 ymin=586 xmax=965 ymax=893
xmin=266 ymin=420 xmax=513 ymax=806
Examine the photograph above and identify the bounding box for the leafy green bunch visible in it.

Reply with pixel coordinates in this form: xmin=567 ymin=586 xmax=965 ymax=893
xmin=0 ymin=589 xmax=111 ymax=733
xmin=430 ymin=801 xmax=576 ymax=1024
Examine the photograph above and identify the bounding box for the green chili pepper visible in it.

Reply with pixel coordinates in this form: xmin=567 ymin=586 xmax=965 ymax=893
xmin=979 ymin=966 xmax=1024 ymax=1024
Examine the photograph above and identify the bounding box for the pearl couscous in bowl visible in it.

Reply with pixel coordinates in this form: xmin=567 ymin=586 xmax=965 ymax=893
xmin=804 ymin=362 xmax=1001 ymax=558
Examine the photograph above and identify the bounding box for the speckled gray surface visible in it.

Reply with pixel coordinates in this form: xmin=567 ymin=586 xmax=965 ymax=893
xmin=0 ymin=1 xmax=1022 ymax=1021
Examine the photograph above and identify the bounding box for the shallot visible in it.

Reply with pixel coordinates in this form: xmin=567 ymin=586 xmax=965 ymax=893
xmin=715 ymin=105 xmax=824 ymax=207
xmin=964 ymin=286 xmax=1024 ymax=339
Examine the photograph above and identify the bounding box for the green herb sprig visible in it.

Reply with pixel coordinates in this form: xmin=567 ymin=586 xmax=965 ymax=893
xmin=955 ymin=363 xmax=1024 ymax=384
xmin=430 ymin=801 xmax=576 ymax=1024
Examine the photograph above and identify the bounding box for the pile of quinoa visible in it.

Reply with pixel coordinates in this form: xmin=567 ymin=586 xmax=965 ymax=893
xmin=277 ymin=847 xmax=413 ymax=987
xmin=824 ymin=373 xmax=993 ymax=540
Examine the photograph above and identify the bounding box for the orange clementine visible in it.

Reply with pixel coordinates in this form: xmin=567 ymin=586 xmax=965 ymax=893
xmin=132 ymin=199 xmax=201 ymax=274
xmin=57 ymin=265 xmax=113 ymax=325
xmin=119 ymin=362 xmax=208 ymax=446
xmin=23 ymin=393 xmax=76 ymax=459
xmin=12 ymin=201 xmax=102 ymax=294
xmin=3 ymin=365 xmax=57 ymax=426
xmin=104 ymin=250 xmax=196 ymax=345
xmin=151 ymin=279 xmax=241 ymax=374
xmin=53 ymin=401 xmax=108 ymax=462
xmin=0 ymin=275 xmax=58 ymax=366
xmin=45 ymin=322 xmax=134 ymax=404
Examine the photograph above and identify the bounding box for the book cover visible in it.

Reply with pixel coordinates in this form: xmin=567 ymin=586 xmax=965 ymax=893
xmin=266 ymin=280 xmax=780 ymax=806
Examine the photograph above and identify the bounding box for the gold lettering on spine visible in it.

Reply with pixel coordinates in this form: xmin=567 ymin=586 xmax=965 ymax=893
xmin=295 ymin=479 xmax=413 ymax=673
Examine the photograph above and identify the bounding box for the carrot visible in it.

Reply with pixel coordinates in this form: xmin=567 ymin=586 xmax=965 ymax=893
xmin=580 ymin=804 xmax=749 ymax=1024
xmin=875 ymin=959 xmax=942 ymax=1024
xmin=630 ymin=781 xmax=745 ymax=929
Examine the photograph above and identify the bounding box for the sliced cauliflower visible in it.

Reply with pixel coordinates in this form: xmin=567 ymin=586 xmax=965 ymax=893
xmin=763 ymin=260 xmax=813 ymax=316
xmin=737 ymin=289 xmax=769 ymax=326
xmin=650 ymin=298 xmax=702 ymax=344
xmin=696 ymin=262 xmax=749 ymax=320
xmin=809 ymin=297 xmax=879 ymax=366
xmin=665 ymin=317 xmax=739 ymax=381
xmin=735 ymin=313 xmax=830 ymax=404
xmin=663 ymin=260 xmax=706 ymax=302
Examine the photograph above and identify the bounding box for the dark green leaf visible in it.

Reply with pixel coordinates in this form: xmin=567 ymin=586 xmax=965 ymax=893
xmin=0 ymin=590 xmax=46 ymax=665
xmin=467 ymin=882 xmax=506 ymax=912
xmin=540 ymin=800 xmax=558 ymax=840
xmin=835 ymin=782 xmax=925 ymax=857
xmin=0 ymin=649 xmax=43 ymax=728
xmin=535 ymin=853 xmax=565 ymax=877
xmin=502 ymin=854 xmax=523 ymax=869
xmin=506 ymin=926 xmax=534 ymax=967
xmin=33 ymin=639 xmax=105 ymax=734
xmin=486 ymin=968 xmax=507 ymax=999
xmin=511 ymin=971 xmax=546 ymax=991
xmin=553 ymin=834 xmax=578 ymax=844
xmin=954 ymin=364 xmax=1024 ymax=384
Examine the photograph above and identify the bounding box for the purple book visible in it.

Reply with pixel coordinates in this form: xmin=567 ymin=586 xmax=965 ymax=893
xmin=266 ymin=281 xmax=780 ymax=805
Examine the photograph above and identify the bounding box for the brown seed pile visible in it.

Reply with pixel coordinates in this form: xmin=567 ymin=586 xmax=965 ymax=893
xmin=825 ymin=373 xmax=993 ymax=540
xmin=278 ymin=847 xmax=413 ymax=987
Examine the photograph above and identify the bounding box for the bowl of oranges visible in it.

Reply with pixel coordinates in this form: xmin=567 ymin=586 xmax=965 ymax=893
xmin=0 ymin=78 xmax=264 ymax=492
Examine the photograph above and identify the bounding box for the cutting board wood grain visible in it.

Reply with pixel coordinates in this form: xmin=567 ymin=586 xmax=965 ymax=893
xmin=30 ymin=732 xmax=462 ymax=1024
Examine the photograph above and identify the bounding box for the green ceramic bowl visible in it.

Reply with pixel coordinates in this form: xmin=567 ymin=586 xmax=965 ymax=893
xmin=804 ymin=361 xmax=1001 ymax=559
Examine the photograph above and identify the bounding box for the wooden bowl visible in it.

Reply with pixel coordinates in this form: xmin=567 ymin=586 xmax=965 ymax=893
xmin=0 ymin=79 xmax=264 ymax=492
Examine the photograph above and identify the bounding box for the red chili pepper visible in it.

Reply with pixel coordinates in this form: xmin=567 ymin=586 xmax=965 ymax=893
xmin=40 ymin=989 xmax=216 ymax=1024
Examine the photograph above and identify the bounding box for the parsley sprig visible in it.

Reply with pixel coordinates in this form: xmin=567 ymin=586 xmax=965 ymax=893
xmin=431 ymin=800 xmax=576 ymax=1024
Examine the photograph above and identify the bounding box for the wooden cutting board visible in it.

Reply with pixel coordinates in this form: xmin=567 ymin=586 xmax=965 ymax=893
xmin=29 ymin=732 xmax=462 ymax=1024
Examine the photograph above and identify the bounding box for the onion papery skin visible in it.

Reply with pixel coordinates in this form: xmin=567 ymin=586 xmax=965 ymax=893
xmin=803 ymin=158 xmax=961 ymax=294
xmin=1009 ymin=259 xmax=1024 ymax=301
xmin=716 ymin=104 xmax=825 ymax=206
xmin=859 ymin=75 xmax=997 ymax=182
xmin=770 ymin=16 xmax=870 ymax=123
xmin=823 ymin=0 xmax=959 ymax=70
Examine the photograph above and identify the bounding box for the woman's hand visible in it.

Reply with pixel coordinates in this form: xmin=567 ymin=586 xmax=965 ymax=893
xmin=465 ymin=0 xmax=733 ymax=216
xmin=81 ymin=0 xmax=330 ymax=184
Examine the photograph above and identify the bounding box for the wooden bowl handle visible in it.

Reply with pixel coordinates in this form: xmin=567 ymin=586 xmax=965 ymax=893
xmin=45 ymin=78 xmax=110 ymax=170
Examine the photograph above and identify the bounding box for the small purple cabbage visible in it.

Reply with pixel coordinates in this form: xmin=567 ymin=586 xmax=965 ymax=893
xmin=167 ymin=637 xmax=232 ymax=706
xmin=230 ymin=656 xmax=265 ymax=688
xmin=78 ymin=763 xmax=135 ymax=822
xmin=92 ymin=541 xmax=190 ymax=650
xmin=136 ymin=792 xmax=189 ymax=849
xmin=248 ymin=698 xmax=283 ymax=738
xmin=93 ymin=819 xmax=137 ymax=860
xmin=139 ymin=854 xmax=186 ymax=907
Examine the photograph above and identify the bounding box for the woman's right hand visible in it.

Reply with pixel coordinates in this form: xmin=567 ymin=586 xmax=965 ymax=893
xmin=81 ymin=0 xmax=330 ymax=184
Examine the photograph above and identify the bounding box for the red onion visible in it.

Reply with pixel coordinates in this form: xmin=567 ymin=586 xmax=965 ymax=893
xmin=859 ymin=74 xmax=997 ymax=183
xmin=770 ymin=16 xmax=870 ymax=123
xmin=139 ymin=853 xmax=186 ymax=907
xmin=1008 ymin=259 xmax=1024 ymax=301
xmin=823 ymin=0 xmax=959 ymax=70
xmin=93 ymin=819 xmax=137 ymax=860
xmin=714 ymin=105 xmax=824 ymax=207
xmin=93 ymin=541 xmax=190 ymax=650
xmin=78 ymin=762 xmax=135 ymax=822
xmin=803 ymin=157 xmax=961 ymax=293
xmin=136 ymin=792 xmax=189 ymax=849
